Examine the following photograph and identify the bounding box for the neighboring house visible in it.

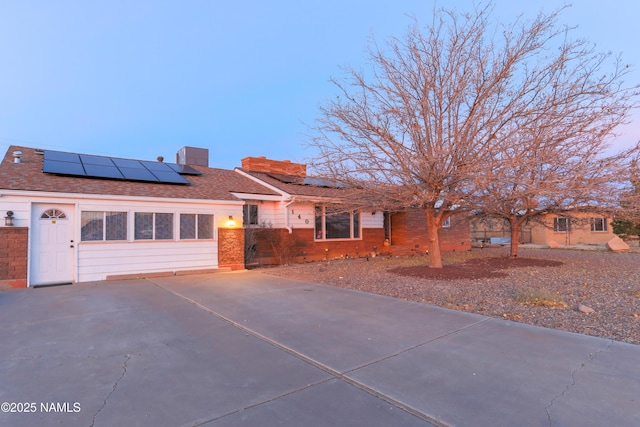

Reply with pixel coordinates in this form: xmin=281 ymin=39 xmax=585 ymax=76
xmin=531 ymin=212 xmax=615 ymax=246
xmin=0 ymin=146 xmax=278 ymax=287
xmin=0 ymin=147 xmax=472 ymax=288
xmin=470 ymin=212 xmax=614 ymax=246
xmin=236 ymin=156 xmax=471 ymax=265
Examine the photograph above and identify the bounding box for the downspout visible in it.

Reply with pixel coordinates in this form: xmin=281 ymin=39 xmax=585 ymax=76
xmin=284 ymin=199 xmax=294 ymax=233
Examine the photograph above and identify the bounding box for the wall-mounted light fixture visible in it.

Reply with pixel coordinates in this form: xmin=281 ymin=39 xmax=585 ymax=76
xmin=226 ymin=215 xmax=236 ymax=228
xmin=4 ymin=211 xmax=14 ymax=226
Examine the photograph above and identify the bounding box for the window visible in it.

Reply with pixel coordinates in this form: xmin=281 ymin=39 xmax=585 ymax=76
xmin=554 ymin=217 xmax=570 ymax=233
xmin=81 ymin=211 xmax=127 ymax=241
xmin=314 ymin=206 xmax=360 ymax=240
xmin=180 ymin=214 xmax=214 ymax=239
xmin=41 ymin=209 xmax=66 ymax=219
xmin=243 ymin=204 xmax=258 ymax=226
xmin=135 ymin=212 xmax=173 ymax=240
xmin=443 ymin=217 xmax=451 ymax=228
xmin=590 ymin=217 xmax=608 ymax=232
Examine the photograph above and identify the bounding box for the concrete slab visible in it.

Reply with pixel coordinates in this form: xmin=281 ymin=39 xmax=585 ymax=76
xmin=348 ymin=318 xmax=640 ymax=427
xmin=2 ymin=270 xmax=639 ymax=427
xmin=209 ymin=379 xmax=429 ymax=427
xmin=0 ymin=279 xmax=332 ymax=427
xmin=153 ymin=272 xmax=486 ymax=373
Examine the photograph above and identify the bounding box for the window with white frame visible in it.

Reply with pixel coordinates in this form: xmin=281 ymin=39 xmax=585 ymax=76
xmin=180 ymin=214 xmax=214 ymax=239
xmin=553 ymin=216 xmax=570 ymax=233
xmin=81 ymin=211 xmax=127 ymax=241
xmin=243 ymin=204 xmax=259 ymax=226
xmin=443 ymin=216 xmax=451 ymax=228
xmin=315 ymin=206 xmax=360 ymax=240
xmin=590 ymin=217 xmax=608 ymax=232
xmin=135 ymin=212 xmax=173 ymax=240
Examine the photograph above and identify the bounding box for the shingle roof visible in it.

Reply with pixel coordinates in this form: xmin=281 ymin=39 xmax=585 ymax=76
xmin=239 ymin=169 xmax=352 ymax=200
xmin=0 ymin=146 xmax=280 ymax=201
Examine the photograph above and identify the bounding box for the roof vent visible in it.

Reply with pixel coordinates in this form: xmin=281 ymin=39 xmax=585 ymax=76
xmin=13 ymin=151 xmax=23 ymax=164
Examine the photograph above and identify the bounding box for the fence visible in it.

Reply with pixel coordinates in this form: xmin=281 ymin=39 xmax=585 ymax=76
xmin=470 ymin=228 xmax=532 ymax=244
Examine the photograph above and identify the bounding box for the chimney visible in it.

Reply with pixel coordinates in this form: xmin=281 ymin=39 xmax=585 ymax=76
xmin=176 ymin=146 xmax=209 ymax=167
xmin=241 ymin=156 xmax=307 ymax=176
xmin=13 ymin=151 xmax=22 ymax=164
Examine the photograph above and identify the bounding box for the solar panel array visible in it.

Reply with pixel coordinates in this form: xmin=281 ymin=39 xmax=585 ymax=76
xmin=42 ymin=150 xmax=201 ymax=185
xmin=266 ymin=172 xmax=346 ymax=188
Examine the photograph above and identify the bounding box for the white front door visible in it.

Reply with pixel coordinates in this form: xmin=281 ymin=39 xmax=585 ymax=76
xmin=31 ymin=204 xmax=75 ymax=286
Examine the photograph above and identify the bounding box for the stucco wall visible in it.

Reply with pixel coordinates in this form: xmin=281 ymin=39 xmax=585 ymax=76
xmin=531 ymin=214 xmax=614 ymax=245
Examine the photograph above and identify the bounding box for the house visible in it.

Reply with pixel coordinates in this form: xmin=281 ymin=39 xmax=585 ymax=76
xmin=0 ymin=146 xmax=278 ymax=288
xmin=0 ymin=147 xmax=472 ymax=288
xmin=236 ymin=156 xmax=471 ymax=265
xmin=470 ymin=212 xmax=615 ymax=247
xmin=531 ymin=212 xmax=615 ymax=247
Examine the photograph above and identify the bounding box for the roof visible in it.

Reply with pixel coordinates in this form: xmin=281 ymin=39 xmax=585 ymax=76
xmin=0 ymin=146 xmax=280 ymax=201
xmin=238 ymin=169 xmax=352 ymax=200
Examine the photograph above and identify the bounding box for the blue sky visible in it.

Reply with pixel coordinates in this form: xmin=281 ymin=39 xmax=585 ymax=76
xmin=1 ymin=1 xmax=639 ymax=170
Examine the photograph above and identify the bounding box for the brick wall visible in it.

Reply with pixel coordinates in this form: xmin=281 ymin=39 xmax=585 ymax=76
xmin=0 ymin=227 xmax=28 ymax=288
xmin=246 ymin=227 xmax=386 ymax=266
xmin=392 ymin=209 xmax=471 ymax=252
xmin=218 ymin=228 xmax=245 ymax=270
xmin=241 ymin=156 xmax=307 ymax=176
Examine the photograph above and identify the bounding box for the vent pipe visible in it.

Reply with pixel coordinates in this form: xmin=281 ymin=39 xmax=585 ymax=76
xmin=13 ymin=151 xmax=23 ymax=164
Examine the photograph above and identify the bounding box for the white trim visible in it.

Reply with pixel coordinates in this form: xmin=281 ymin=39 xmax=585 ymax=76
xmin=231 ymin=192 xmax=285 ymax=202
xmin=0 ymin=189 xmax=244 ymax=206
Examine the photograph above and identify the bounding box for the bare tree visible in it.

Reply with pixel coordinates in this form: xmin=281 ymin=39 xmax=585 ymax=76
xmin=477 ymin=101 xmax=639 ymax=257
xmin=612 ymin=158 xmax=640 ymax=241
xmin=309 ymin=3 xmax=639 ymax=267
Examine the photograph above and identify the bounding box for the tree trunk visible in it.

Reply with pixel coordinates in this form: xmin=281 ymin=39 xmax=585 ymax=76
xmin=510 ymin=220 xmax=520 ymax=258
xmin=425 ymin=208 xmax=443 ymax=268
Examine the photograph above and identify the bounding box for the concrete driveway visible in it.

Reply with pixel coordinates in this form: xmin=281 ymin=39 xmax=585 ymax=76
xmin=1 ymin=270 xmax=638 ymax=427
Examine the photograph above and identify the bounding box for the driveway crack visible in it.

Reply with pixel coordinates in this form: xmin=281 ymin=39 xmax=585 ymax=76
xmin=90 ymin=353 xmax=131 ymax=427
xmin=545 ymin=339 xmax=613 ymax=426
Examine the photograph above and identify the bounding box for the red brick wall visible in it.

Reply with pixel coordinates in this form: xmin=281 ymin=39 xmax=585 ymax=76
xmin=218 ymin=228 xmax=245 ymax=270
xmin=241 ymin=156 xmax=307 ymax=176
xmin=246 ymin=227 xmax=385 ymax=266
xmin=393 ymin=209 xmax=471 ymax=252
xmin=0 ymin=227 xmax=28 ymax=288
xmin=440 ymin=213 xmax=471 ymax=251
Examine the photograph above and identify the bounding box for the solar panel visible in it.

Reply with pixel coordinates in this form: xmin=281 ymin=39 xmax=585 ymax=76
xmin=167 ymin=163 xmax=202 ymax=175
xmin=80 ymin=154 xmax=116 ymax=166
xmin=150 ymin=170 xmax=191 ymax=184
xmin=304 ymin=177 xmax=346 ymax=188
xmin=119 ymin=167 xmax=159 ymax=182
xmin=44 ymin=150 xmax=81 ymax=163
xmin=42 ymin=159 xmax=86 ymax=176
xmin=112 ymin=158 xmax=142 ymax=169
xmin=42 ymin=150 xmax=193 ymax=185
xmin=140 ymin=161 xmax=172 ymax=172
xmin=83 ymin=164 xmax=124 ymax=179
xmin=267 ymin=173 xmax=304 ymax=184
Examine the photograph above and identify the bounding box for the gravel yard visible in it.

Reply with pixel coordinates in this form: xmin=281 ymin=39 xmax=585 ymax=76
xmin=265 ymin=247 xmax=640 ymax=346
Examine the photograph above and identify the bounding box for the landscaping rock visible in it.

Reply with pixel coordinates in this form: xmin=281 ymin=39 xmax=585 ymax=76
xmin=606 ymin=236 xmax=630 ymax=253
xmin=578 ymin=304 xmax=595 ymax=314
xmin=547 ymin=240 xmax=559 ymax=249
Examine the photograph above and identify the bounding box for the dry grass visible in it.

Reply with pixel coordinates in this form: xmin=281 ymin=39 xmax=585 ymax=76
xmin=513 ymin=288 xmax=568 ymax=308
